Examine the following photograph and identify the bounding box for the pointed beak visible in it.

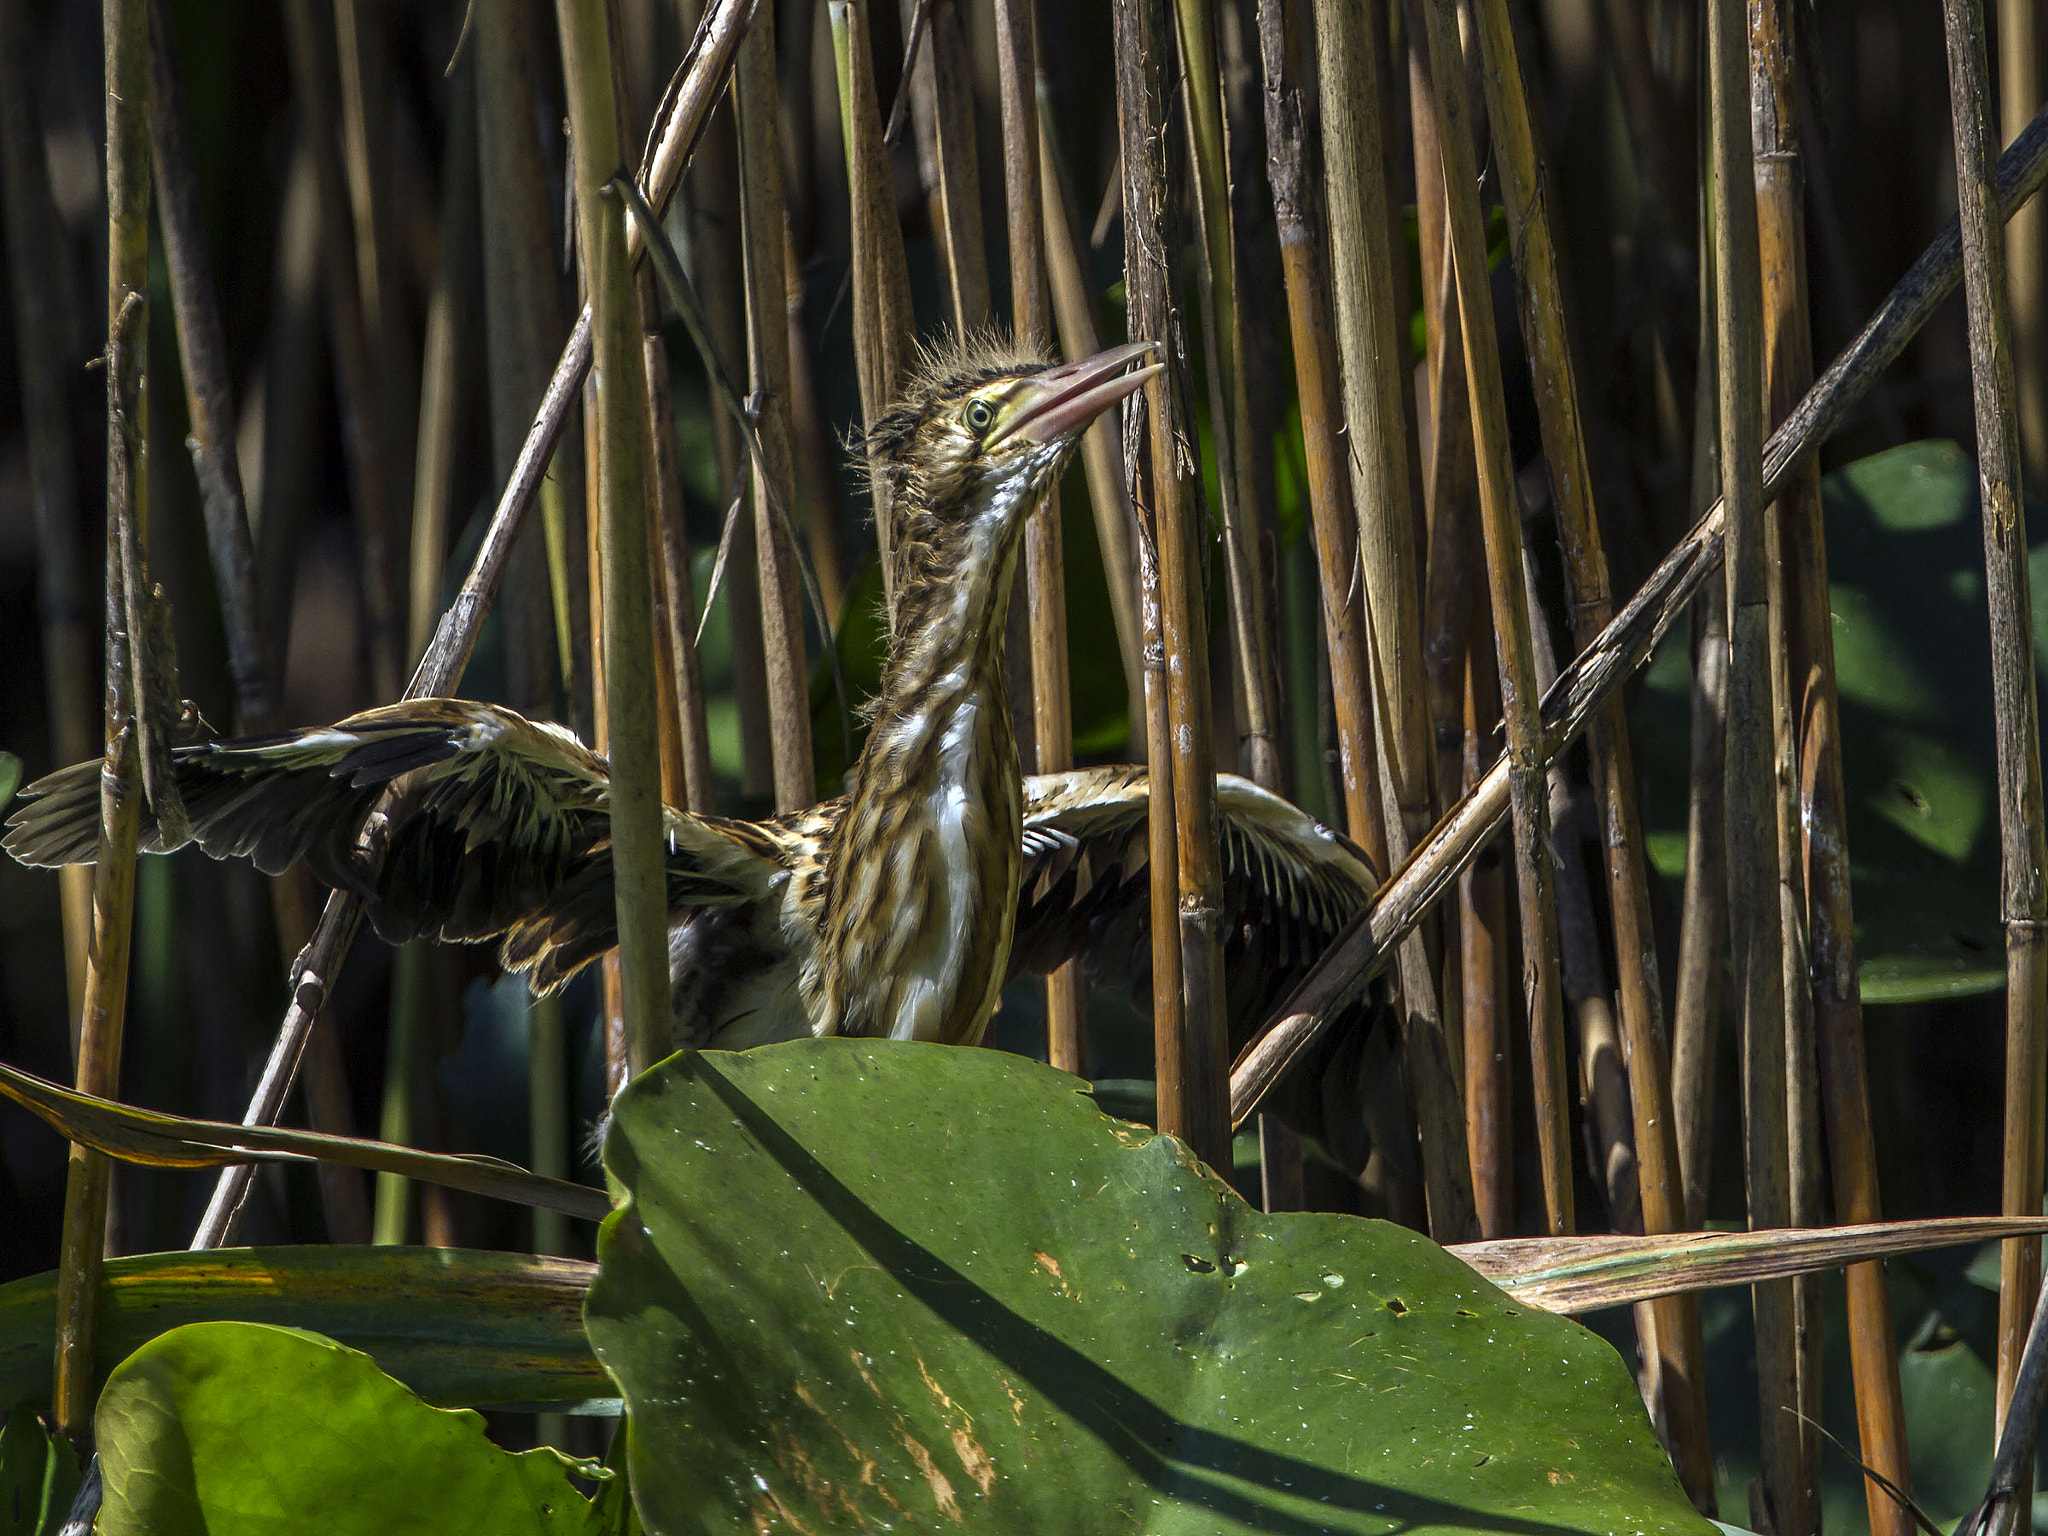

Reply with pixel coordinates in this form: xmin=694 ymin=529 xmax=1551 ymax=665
xmin=993 ymin=340 xmax=1164 ymax=448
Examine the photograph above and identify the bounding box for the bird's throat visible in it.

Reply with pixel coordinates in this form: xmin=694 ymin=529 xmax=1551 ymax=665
xmin=807 ymin=521 xmax=1029 ymax=1044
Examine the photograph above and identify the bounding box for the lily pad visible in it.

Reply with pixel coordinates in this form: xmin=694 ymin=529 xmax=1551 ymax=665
xmin=586 ymin=1041 xmax=1713 ymax=1535
xmin=95 ymin=1322 xmax=610 ymax=1536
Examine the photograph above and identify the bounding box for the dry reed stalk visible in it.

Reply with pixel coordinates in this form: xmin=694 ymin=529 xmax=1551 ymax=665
xmin=1310 ymin=0 xmax=1435 ymax=879
xmin=475 ymin=0 xmax=583 ymax=1257
xmin=1112 ymin=0 xmax=1230 ymax=1169
xmin=1941 ymin=0 xmax=2048 ymax=1479
xmin=1254 ymin=0 xmax=1379 ymax=858
xmin=639 ymin=267 xmax=695 ymax=812
xmin=1751 ymin=6 xmax=1904 ymax=1532
xmin=1466 ymin=0 xmax=1710 ymax=1495
xmin=0 ymin=0 xmax=93 ymax=1024
xmin=53 ymin=0 xmax=151 ymax=1437
xmin=475 ymin=0 xmax=579 ymax=713
xmin=1231 ymin=73 xmax=2048 ymax=1144
xmin=190 ymin=0 xmax=758 ymax=1247
xmin=1412 ymin=0 xmax=1565 ymax=1241
xmin=899 ymin=0 xmax=989 ymax=333
xmin=1709 ymin=0 xmax=1809 ymax=1520
xmin=2005 ymin=0 xmax=2047 ymax=488
xmin=1311 ymin=0 xmax=1478 ymax=1243
xmin=733 ymin=3 xmax=816 ymax=813
xmin=1039 ymin=109 xmax=1145 ymax=713
xmin=1404 ymin=55 xmax=1506 ymax=1234
xmin=641 ymin=270 xmax=717 ymax=814
xmin=1459 ymin=621 xmax=1511 ymax=1237
xmin=1671 ymin=284 xmax=1726 ymax=1234
xmin=1172 ymin=0 xmax=1286 ymax=798
xmin=835 ymin=0 xmax=916 ymax=613
xmin=990 ymin=0 xmax=1085 ymax=1074
xmin=558 ymin=0 xmax=668 ymax=1080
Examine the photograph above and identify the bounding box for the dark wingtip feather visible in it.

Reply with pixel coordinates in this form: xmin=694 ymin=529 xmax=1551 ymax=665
xmin=3 ymin=761 xmax=112 ymax=867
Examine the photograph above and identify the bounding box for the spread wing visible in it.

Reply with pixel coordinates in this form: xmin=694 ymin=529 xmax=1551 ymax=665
xmin=1007 ymin=767 xmax=1379 ymax=1050
xmin=3 ymin=699 xmax=782 ymax=990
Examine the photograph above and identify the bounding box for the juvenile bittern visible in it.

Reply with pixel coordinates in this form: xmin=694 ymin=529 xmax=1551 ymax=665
xmin=6 ymin=339 xmax=1377 ymax=1073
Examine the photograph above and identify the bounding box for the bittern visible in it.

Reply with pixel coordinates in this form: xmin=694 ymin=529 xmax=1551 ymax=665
xmin=6 ymin=339 xmax=1377 ymax=1081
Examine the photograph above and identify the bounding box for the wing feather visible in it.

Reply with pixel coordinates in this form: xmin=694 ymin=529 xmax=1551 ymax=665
xmin=4 ymin=700 xmax=780 ymax=989
xmin=1010 ymin=767 xmax=1379 ymax=1053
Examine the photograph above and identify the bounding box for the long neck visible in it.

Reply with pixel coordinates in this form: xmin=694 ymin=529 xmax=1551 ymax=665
xmin=807 ymin=488 xmax=1031 ymax=1043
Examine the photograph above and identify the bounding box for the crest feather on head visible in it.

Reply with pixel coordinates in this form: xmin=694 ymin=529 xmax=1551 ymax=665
xmin=858 ymin=328 xmax=1053 ymax=503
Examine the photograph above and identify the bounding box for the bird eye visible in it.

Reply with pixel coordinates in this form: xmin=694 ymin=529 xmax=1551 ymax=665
xmin=964 ymin=398 xmax=995 ymax=432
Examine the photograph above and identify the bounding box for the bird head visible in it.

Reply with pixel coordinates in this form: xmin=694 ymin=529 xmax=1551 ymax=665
xmin=865 ymin=338 xmax=1161 ymax=603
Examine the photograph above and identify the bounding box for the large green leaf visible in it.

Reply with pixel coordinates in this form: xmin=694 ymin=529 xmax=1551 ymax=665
xmin=95 ymin=1323 xmax=610 ymax=1536
xmin=587 ymin=1041 xmax=1713 ymax=1536
xmin=0 ymin=1248 xmax=606 ymax=1410
xmin=1640 ymin=440 xmax=2044 ymax=1001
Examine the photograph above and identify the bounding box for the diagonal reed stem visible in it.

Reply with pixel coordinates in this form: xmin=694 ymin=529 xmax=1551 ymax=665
xmin=1230 ymin=95 xmax=2048 ymax=1131
xmin=189 ymin=0 xmax=756 ymax=1250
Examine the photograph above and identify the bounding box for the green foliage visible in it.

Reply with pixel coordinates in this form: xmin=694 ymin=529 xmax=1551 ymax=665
xmin=0 ymin=754 xmax=19 ymax=818
xmin=586 ymin=1041 xmax=1713 ymax=1535
xmin=1640 ymin=440 xmax=2044 ymax=1001
xmin=94 ymin=1323 xmax=612 ymax=1536
xmin=0 ymin=1407 xmax=76 ymax=1536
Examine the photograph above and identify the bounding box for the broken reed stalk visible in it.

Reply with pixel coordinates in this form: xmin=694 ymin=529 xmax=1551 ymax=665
xmin=1941 ymin=0 xmax=2048 ymax=1469
xmin=53 ymin=0 xmax=150 ymax=1440
xmin=1253 ymin=0 xmax=1378 ymax=857
xmin=1112 ymin=0 xmax=1229 ymax=1171
xmin=834 ymin=0 xmax=915 ymax=613
xmin=1752 ymin=4 xmax=1907 ymax=1531
xmin=1414 ymin=0 xmax=1562 ymax=1241
xmin=1038 ymin=106 xmax=1145 ymax=714
xmin=732 ymin=2 xmax=815 ymax=814
xmin=0 ymin=0 xmax=94 ymax=1024
xmin=558 ymin=0 xmax=667 ymax=1081
xmin=190 ymin=1 xmax=755 ymax=1248
xmin=1710 ymin=0 xmax=1813 ymax=1520
xmin=1171 ymin=0 xmax=1286 ymax=798
xmin=1229 ymin=93 xmax=2048 ymax=1133
xmin=1465 ymin=0 xmax=1710 ymax=1495
xmin=991 ymin=0 xmax=1085 ymax=1075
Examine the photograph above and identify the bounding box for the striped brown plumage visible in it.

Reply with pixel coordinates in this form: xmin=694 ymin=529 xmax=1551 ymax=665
xmin=4 ymin=341 xmax=1380 ymax=1107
